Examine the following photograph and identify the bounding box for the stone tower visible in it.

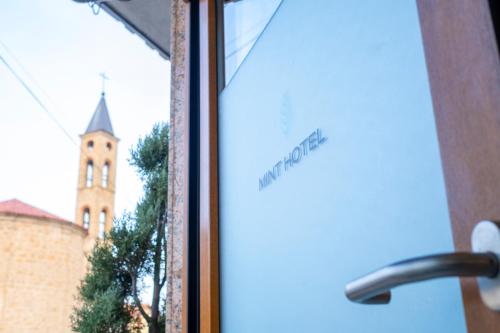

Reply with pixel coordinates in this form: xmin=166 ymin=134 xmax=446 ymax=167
xmin=75 ymin=93 xmax=118 ymax=243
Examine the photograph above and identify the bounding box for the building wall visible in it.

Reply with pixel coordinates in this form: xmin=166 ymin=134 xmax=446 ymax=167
xmin=75 ymin=130 xmax=118 ymax=242
xmin=166 ymin=1 xmax=189 ymax=332
xmin=0 ymin=214 xmax=86 ymax=333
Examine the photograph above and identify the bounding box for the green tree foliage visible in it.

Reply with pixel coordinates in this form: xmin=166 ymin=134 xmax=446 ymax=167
xmin=72 ymin=123 xmax=169 ymax=333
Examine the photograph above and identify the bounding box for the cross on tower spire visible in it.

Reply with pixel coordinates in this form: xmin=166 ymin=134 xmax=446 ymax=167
xmin=99 ymin=72 xmax=109 ymax=95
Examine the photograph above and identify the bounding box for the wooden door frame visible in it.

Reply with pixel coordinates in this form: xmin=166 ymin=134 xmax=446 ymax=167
xmin=417 ymin=1 xmax=500 ymax=331
xmin=187 ymin=1 xmax=500 ymax=333
xmin=198 ymin=1 xmax=221 ymax=333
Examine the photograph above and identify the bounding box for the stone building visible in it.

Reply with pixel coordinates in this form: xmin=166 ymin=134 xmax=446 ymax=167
xmin=0 ymin=93 xmax=118 ymax=333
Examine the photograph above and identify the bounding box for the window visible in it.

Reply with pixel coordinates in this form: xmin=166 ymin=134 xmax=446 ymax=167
xmin=102 ymin=162 xmax=110 ymax=188
xmin=99 ymin=210 xmax=106 ymax=239
xmin=106 ymin=142 xmax=112 ymax=151
xmin=86 ymin=160 xmax=94 ymax=187
xmin=87 ymin=140 xmax=94 ymax=151
xmin=83 ymin=208 xmax=90 ymax=230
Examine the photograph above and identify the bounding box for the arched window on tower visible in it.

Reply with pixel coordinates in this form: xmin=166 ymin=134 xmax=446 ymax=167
xmin=99 ymin=210 xmax=107 ymax=239
xmin=83 ymin=208 xmax=90 ymax=230
xmin=87 ymin=140 xmax=94 ymax=151
xmin=86 ymin=160 xmax=94 ymax=187
xmin=102 ymin=162 xmax=110 ymax=188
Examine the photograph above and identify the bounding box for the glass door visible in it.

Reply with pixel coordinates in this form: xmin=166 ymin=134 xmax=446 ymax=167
xmin=218 ymin=1 xmax=466 ymax=332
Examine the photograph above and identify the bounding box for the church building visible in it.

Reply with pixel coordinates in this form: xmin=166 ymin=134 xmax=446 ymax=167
xmin=0 ymin=93 xmax=118 ymax=333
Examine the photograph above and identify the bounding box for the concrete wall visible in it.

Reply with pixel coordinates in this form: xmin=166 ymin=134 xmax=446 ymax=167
xmin=0 ymin=214 xmax=86 ymax=333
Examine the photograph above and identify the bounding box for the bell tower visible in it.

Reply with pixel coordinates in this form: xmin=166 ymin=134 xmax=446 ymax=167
xmin=75 ymin=92 xmax=118 ymax=242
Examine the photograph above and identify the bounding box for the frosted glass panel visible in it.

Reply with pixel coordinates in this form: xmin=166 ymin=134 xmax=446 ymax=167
xmin=219 ymin=1 xmax=466 ymax=332
xmin=224 ymin=0 xmax=282 ymax=84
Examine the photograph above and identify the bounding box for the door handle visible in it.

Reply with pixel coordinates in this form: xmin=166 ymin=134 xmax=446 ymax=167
xmin=345 ymin=221 xmax=500 ymax=310
xmin=345 ymin=252 xmax=498 ymax=304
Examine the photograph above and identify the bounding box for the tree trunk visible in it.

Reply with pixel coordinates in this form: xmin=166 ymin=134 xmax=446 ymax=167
xmin=148 ymin=321 xmax=159 ymax=333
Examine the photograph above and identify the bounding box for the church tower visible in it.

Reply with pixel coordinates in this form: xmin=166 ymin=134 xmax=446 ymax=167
xmin=75 ymin=93 xmax=118 ymax=242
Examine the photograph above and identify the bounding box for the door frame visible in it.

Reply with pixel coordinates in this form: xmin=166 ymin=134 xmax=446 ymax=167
xmin=185 ymin=1 xmax=500 ymax=333
xmin=198 ymin=1 xmax=222 ymax=333
xmin=186 ymin=1 xmax=222 ymax=333
xmin=417 ymin=1 xmax=500 ymax=332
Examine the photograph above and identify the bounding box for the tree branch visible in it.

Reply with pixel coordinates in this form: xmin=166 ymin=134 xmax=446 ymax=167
xmin=160 ymin=273 xmax=167 ymax=289
xmin=163 ymin=211 xmax=168 ymax=281
xmin=150 ymin=215 xmax=164 ymax=321
xmin=129 ymin=271 xmax=152 ymax=323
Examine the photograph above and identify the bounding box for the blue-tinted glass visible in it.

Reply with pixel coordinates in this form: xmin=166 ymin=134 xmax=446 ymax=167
xmin=224 ymin=0 xmax=282 ymax=85
xmin=219 ymin=0 xmax=466 ymax=332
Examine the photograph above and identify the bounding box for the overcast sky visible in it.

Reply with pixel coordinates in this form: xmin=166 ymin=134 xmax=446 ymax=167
xmin=0 ymin=0 xmax=170 ymax=221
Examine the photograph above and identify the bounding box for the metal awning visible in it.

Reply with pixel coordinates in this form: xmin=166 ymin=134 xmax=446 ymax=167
xmin=74 ymin=0 xmax=171 ymax=59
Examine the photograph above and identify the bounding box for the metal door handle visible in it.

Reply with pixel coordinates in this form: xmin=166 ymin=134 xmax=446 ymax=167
xmin=345 ymin=252 xmax=498 ymax=304
xmin=345 ymin=221 xmax=500 ymax=310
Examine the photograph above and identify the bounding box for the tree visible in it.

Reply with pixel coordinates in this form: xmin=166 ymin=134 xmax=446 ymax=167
xmin=72 ymin=123 xmax=169 ymax=333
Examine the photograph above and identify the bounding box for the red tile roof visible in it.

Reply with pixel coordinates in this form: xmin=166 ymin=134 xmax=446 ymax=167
xmin=0 ymin=199 xmax=69 ymax=223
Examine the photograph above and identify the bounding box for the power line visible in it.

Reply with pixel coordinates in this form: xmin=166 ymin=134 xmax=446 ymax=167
xmin=0 ymin=53 xmax=79 ymax=146
xmin=0 ymin=39 xmax=61 ymax=111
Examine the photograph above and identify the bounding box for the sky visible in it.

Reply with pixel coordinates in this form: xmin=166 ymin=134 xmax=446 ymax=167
xmin=0 ymin=0 xmax=170 ymax=221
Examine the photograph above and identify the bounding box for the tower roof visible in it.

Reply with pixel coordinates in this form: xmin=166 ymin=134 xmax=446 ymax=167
xmin=85 ymin=93 xmax=114 ymax=136
xmin=0 ymin=198 xmax=69 ymax=223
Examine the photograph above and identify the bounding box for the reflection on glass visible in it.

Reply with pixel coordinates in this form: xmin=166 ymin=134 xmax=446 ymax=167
xmin=224 ymin=0 xmax=282 ymax=85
